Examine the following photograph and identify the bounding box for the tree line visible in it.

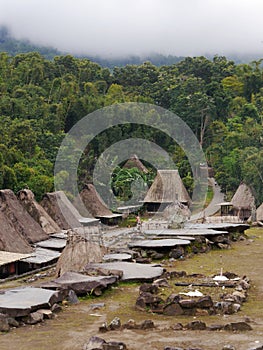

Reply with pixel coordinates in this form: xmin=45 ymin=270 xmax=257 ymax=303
xmin=0 ymin=52 xmax=262 ymax=204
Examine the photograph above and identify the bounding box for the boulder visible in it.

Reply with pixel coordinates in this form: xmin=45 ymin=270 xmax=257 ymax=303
xmin=153 ymin=278 xmax=170 ymax=288
xmin=196 ymin=296 xmax=213 ymax=309
xmin=139 ymin=319 xmax=155 ymax=330
xmin=185 ymin=320 xmax=207 ymax=330
xmin=122 ymin=319 xmax=137 ymax=329
xmin=83 ymin=336 xmax=106 ymax=350
xmin=139 ymin=283 xmax=159 ymax=294
xmin=171 ymin=323 xmax=184 ymax=331
xmin=179 ymin=299 xmax=197 ymax=309
xmin=224 ymin=322 xmax=252 ymax=331
xmin=163 ymin=303 xmax=184 ymax=316
xmin=23 ymin=311 xmax=44 ymax=325
xmin=222 ymin=345 xmax=236 ymax=350
xmin=109 ymin=317 xmax=121 ymax=330
xmin=169 ymin=247 xmax=184 ymax=259
xmin=37 ymin=309 xmax=54 ymax=319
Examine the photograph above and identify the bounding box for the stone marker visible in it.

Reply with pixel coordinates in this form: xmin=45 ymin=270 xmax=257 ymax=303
xmin=44 ymin=271 xmax=118 ymax=295
xmin=128 ymin=238 xmax=191 ymax=249
xmin=0 ymin=287 xmax=60 ymax=317
xmin=88 ymin=262 xmax=164 ymax=281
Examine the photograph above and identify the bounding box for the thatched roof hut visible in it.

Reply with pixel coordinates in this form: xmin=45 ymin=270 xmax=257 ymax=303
xmin=143 ymin=170 xmax=191 ymax=211
xmin=0 ymin=210 xmax=33 ymax=253
xmin=55 ymin=231 xmax=108 ymax=277
xmin=231 ymin=183 xmax=255 ymax=220
xmin=74 ymin=184 xmax=122 ymax=224
xmin=123 ymin=154 xmax=148 ymax=173
xmin=0 ymin=189 xmax=48 ymax=249
xmin=40 ymin=191 xmax=83 ymax=230
xmin=231 ymin=183 xmax=255 ymax=209
xmin=256 ymin=203 xmax=263 ymax=222
xmin=17 ymin=189 xmax=61 ymax=234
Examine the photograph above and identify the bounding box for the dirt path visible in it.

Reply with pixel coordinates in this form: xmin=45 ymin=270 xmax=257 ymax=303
xmin=1 ymin=228 xmax=263 ymax=350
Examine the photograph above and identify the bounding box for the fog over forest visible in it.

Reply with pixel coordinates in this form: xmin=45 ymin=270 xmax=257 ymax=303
xmin=0 ymin=0 xmax=263 ymax=57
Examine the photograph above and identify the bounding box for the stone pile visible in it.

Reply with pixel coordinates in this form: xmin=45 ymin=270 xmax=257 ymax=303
xmin=98 ymin=317 xmax=155 ymax=333
xmin=135 ymin=272 xmax=250 ymax=317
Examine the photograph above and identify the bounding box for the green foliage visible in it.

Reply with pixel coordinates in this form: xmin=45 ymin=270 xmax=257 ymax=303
xmin=0 ymin=48 xmax=262 ymax=205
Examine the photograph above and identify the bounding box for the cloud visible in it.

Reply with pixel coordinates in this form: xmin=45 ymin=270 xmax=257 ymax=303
xmin=0 ymin=0 xmax=263 ymax=57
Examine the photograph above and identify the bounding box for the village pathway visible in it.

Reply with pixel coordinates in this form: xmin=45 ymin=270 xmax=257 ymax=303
xmin=190 ymin=177 xmax=225 ymax=221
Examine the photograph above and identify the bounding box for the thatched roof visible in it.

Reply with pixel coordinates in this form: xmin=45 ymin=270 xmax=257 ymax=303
xmin=0 ymin=189 xmax=48 ymax=251
xmin=55 ymin=231 xmax=108 ymax=277
xmin=143 ymin=170 xmax=191 ymax=205
xmin=17 ymin=189 xmax=61 ymax=234
xmin=0 ymin=251 xmax=32 ymax=267
xmin=231 ymin=183 xmax=255 ymax=210
xmin=74 ymin=183 xmax=119 ymax=218
xmin=0 ymin=210 xmax=33 ymax=253
xmin=256 ymin=203 xmax=263 ymax=221
xmin=40 ymin=191 xmax=82 ymax=230
xmin=123 ymin=154 xmax=148 ymax=173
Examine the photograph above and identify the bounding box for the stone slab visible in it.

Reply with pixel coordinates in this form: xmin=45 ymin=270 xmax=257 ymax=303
xmin=0 ymin=287 xmax=59 ymax=317
xmin=89 ymin=262 xmax=164 ymax=281
xmin=43 ymin=272 xmax=118 ymax=295
xmin=128 ymin=238 xmax=191 ymax=249
xmin=144 ymin=229 xmax=228 ymax=237
xmin=36 ymin=238 xmax=67 ymax=250
xmin=103 ymin=253 xmax=132 ymax=261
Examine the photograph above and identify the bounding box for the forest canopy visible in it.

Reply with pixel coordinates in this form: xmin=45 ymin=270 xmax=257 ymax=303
xmin=0 ymin=51 xmax=262 ymax=204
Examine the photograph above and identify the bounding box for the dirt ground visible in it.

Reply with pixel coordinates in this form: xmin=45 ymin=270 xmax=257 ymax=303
xmin=1 ymin=227 xmax=263 ymax=350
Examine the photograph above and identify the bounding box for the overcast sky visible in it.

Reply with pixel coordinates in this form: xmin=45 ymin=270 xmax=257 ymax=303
xmin=1 ymin=0 xmax=263 ymax=57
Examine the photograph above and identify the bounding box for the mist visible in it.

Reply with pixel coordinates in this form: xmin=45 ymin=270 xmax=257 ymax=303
xmin=0 ymin=0 xmax=263 ymax=57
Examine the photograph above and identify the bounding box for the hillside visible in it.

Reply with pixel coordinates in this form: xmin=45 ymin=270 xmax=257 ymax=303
xmin=0 ymin=48 xmax=262 ymax=205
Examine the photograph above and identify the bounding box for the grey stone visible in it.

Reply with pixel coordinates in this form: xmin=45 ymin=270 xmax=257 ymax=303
xmin=208 ymin=324 xmax=225 ymax=331
xmin=46 ymin=272 xmax=118 ymax=295
xmin=83 ymin=336 xmax=106 ymax=350
xmin=139 ymin=283 xmax=159 ymax=294
xmin=7 ymin=317 xmax=19 ymax=328
xmin=164 ymin=347 xmax=184 ymax=350
xmin=139 ymin=319 xmax=155 ymax=329
xmin=196 ymin=296 xmax=213 ymax=308
xmin=37 ymin=309 xmax=54 ymax=319
xmin=123 ymin=319 xmax=137 ymax=329
xmin=88 ymin=262 xmax=163 ymax=282
xmin=102 ymin=342 xmax=127 ymax=350
xmin=163 ymin=303 xmax=184 ymax=316
xmin=153 ymin=278 xmax=170 ymax=288
xmin=0 ymin=313 xmax=10 ymax=332
xmin=0 ymin=287 xmax=59 ymax=317
xmin=67 ymin=289 xmax=79 ymax=304
xmin=171 ymin=323 xmax=184 ymax=330
xmin=51 ymin=303 xmax=62 ymax=313
xmin=179 ymin=299 xmax=197 ymax=309
xmin=185 ymin=320 xmax=207 ymax=330
xmin=129 ymin=238 xmax=191 ymax=249
xmin=224 ymin=322 xmax=252 ymax=331
xmin=23 ymin=311 xmax=44 ymax=325
xmin=109 ymin=317 xmax=121 ymax=330
xmin=169 ymin=247 xmax=184 ymax=259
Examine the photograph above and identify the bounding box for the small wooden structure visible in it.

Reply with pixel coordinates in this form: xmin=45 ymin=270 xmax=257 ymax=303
xmin=123 ymin=154 xmax=148 ymax=174
xmin=143 ymin=170 xmax=191 ymax=212
xmin=0 ymin=251 xmax=32 ymax=279
xmin=74 ymin=183 xmax=122 ymax=225
xmin=231 ymin=183 xmax=255 ymax=221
